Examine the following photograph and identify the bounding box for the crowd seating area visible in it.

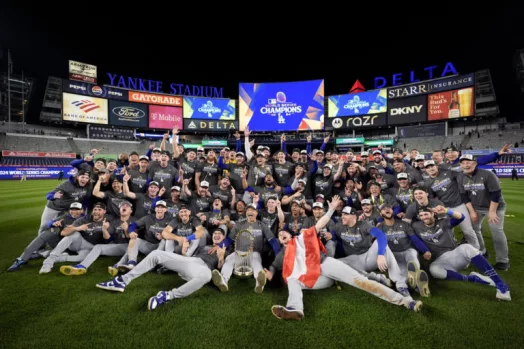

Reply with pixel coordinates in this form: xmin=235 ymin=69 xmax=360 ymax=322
xmin=0 ymin=157 xmax=72 ymax=166
xmin=461 ymin=129 xmax=524 ymax=149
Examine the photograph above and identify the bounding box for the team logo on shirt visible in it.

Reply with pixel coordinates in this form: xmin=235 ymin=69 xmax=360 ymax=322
xmin=419 ymin=227 xmax=443 ymax=243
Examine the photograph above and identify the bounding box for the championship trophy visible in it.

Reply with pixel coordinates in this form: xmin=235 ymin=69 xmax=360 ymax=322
xmin=233 ymin=228 xmax=255 ymax=278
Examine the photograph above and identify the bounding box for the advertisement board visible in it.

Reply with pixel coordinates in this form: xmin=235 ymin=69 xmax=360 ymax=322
xmin=428 ymin=87 xmax=475 ymax=120
xmin=325 ymin=113 xmax=387 ymax=130
xmin=183 ymin=97 xmax=235 ymax=120
xmin=63 ymin=80 xmax=127 ymax=100
xmin=328 ymin=89 xmax=387 ymax=117
xmin=62 ymin=93 xmax=108 ymax=124
xmin=69 ymin=60 xmax=97 ymax=83
xmin=387 ymin=82 xmax=429 ymax=100
xmin=108 ymin=100 xmax=148 ymax=128
xmin=427 ymin=73 xmax=475 ymax=93
xmin=398 ymin=122 xmax=446 ymax=138
xmin=387 ymin=95 xmax=427 ymax=125
xmin=129 ymin=91 xmax=182 ymax=106
xmin=148 ymin=105 xmax=183 ymax=130
xmin=0 ymin=166 xmax=75 ymax=180
xmin=239 ymin=79 xmax=324 ymax=131
xmin=2 ymin=151 xmax=76 ymax=158
xmin=183 ymin=119 xmax=237 ymax=132
xmin=479 ymin=164 xmax=524 ymax=178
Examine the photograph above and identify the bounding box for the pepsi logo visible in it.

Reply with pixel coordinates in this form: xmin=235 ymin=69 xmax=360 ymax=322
xmin=91 ymin=86 xmax=103 ymax=95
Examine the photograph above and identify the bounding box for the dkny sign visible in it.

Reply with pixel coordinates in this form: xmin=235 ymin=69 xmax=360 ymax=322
xmin=387 ymin=95 xmax=427 ymax=125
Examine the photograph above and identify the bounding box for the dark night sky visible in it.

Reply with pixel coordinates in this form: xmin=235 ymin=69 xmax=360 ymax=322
xmin=1 ymin=5 xmax=524 ymax=124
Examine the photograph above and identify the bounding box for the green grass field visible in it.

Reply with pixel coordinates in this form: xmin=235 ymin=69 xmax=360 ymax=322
xmin=1 ymin=179 xmax=523 ymax=349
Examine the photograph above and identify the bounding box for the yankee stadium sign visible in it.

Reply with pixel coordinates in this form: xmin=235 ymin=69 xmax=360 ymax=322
xmin=106 ymin=73 xmax=224 ymax=98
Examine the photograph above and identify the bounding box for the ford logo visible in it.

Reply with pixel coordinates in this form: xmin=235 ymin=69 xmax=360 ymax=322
xmin=112 ymin=106 xmax=145 ymax=119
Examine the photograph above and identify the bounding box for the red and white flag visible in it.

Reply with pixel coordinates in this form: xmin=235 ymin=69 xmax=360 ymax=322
xmin=282 ymin=227 xmax=327 ymax=288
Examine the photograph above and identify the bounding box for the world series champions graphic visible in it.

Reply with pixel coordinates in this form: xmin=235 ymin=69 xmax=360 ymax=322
xmin=239 ymin=80 xmax=324 ymax=131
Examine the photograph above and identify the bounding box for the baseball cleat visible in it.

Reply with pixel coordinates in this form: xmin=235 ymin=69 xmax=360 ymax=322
xmin=211 ymin=269 xmax=228 ymax=292
xmin=271 ymin=305 xmax=304 ymax=320
xmin=60 ymin=265 xmax=87 ymax=276
xmin=148 ymin=291 xmax=169 ymax=310
xmin=39 ymin=265 xmax=52 ymax=274
xmin=96 ymin=276 xmax=126 ymax=292
xmin=407 ymin=260 xmax=418 ymax=289
xmin=496 ymin=289 xmax=511 ymax=302
xmin=378 ymin=274 xmax=392 ymax=288
xmin=7 ymin=258 xmax=26 ymax=271
xmin=118 ymin=261 xmax=136 ymax=273
xmin=255 ymin=269 xmax=266 ymax=293
xmin=108 ymin=266 xmax=119 ymax=277
xmin=408 ymin=300 xmax=423 ymax=312
xmin=417 ymin=270 xmax=430 ymax=297
xmin=470 ymin=272 xmax=495 ymax=287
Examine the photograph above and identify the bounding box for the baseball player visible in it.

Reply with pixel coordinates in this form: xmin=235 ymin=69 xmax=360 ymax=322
xmin=58 ymin=201 xmax=136 ymax=276
xmin=39 ymin=202 xmax=111 ymax=274
xmin=95 ymin=227 xmax=228 ymax=311
xmin=377 ymin=203 xmax=430 ymax=296
xmin=211 ymin=203 xmax=281 ymax=293
xmin=8 ymin=202 xmax=85 ymax=271
xmin=411 ymin=205 xmax=511 ymax=301
xmin=268 ymin=195 xmax=422 ymax=320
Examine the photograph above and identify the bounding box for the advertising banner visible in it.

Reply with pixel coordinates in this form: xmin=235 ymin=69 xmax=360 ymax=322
xmin=69 ymin=60 xmax=97 ymax=83
xmin=428 ymin=87 xmax=475 ymax=120
xmin=239 ymin=79 xmax=324 ymax=131
xmin=63 ymin=80 xmax=127 ymax=100
xmin=478 ymin=164 xmax=524 ymax=178
xmin=89 ymin=125 xmax=136 ymax=140
xmin=398 ymin=122 xmax=446 ymax=138
xmin=149 ymin=105 xmax=183 ymax=129
xmin=335 ymin=137 xmax=365 ymax=145
xmin=184 ymin=119 xmax=237 ymax=132
xmin=62 ymin=93 xmax=108 ymax=124
xmin=325 ymin=113 xmax=387 ymax=130
xmin=328 ymin=89 xmax=387 ymax=117
xmin=387 ymin=82 xmax=429 ymax=99
xmin=108 ymin=100 xmax=148 ymax=128
xmin=128 ymin=91 xmax=182 ymax=106
xmin=183 ymin=97 xmax=236 ymax=120
xmin=2 ymin=151 xmax=76 ymax=158
xmin=202 ymin=139 xmax=228 ymax=146
xmin=387 ymin=95 xmax=427 ymax=125
xmin=0 ymin=166 xmax=75 ymax=180
xmin=427 ymin=73 xmax=475 ymax=93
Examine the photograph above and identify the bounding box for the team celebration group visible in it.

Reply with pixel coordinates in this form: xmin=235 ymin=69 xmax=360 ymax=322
xmin=8 ymin=127 xmax=513 ymax=320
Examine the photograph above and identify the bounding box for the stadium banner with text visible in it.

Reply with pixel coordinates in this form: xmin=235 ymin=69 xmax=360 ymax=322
xmin=427 ymin=73 xmax=475 ymax=93
xmin=478 ymin=164 xmax=524 ymax=178
xmin=69 ymin=60 xmax=97 ymax=83
xmin=108 ymin=100 xmax=148 ymax=128
xmin=202 ymin=139 xmax=228 ymax=146
xmin=129 ymin=91 xmax=182 ymax=106
xmin=62 ymin=93 xmax=108 ymax=124
xmin=149 ymin=105 xmax=183 ymax=129
xmin=387 ymin=95 xmax=427 ymax=125
xmin=0 ymin=166 xmax=75 ymax=180
xmin=1 ymin=151 xmax=76 ymax=158
xmin=325 ymin=113 xmax=387 ymax=130
xmin=463 ymin=148 xmax=524 ymax=155
xmin=184 ymin=119 xmax=238 ymax=132
xmin=428 ymin=87 xmax=475 ymax=120
xmin=183 ymin=97 xmax=236 ymax=120
xmin=89 ymin=125 xmax=136 ymax=140
xmin=328 ymin=89 xmax=387 ymax=117
xmin=398 ymin=122 xmax=446 ymax=138
xmin=239 ymin=79 xmax=324 ymax=132
xmin=387 ymin=81 xmax=429 ymax=100
xmin=62 ymin=80 xmax=127 ymax=100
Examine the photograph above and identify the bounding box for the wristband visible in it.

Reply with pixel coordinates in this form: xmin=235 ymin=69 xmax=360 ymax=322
xmin=446 ymin=209 xmax=454 ymax=216
xmin=187 ymin=233 xmax=196 ymax=241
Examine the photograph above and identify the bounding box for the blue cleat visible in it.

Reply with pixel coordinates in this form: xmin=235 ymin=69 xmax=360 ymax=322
xmin=96 ymin=276 xmax=126 ymax=292
xmin=148 ymin=291 xmax=169 ymax=311
xmin=7 ymin=258 xmax=27 ymax=271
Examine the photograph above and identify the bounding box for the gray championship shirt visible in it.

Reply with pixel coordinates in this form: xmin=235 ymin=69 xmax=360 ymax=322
xmin=377 ymin=219 xmax=413 ymax=253
xmin=411 ymin=217 xmax=457 ymax=259
xmin=457 ymin=168 xmax=505 ymax=211
xmin=127 ymin=168 xmax=148 ymax=194
xmin=333 ymin=220 xmax=374 ymax=256
xmin=133 ymin=214 xmax=172 ymax=244
xmin=425 ymin=169 xmax=462 ymax=207
xmin=168 ymin=217 xmax=202 ymax=237
xmin=228 ymin=220 xmax=275 ymax=254
xmin=71 ymin=216 xmax=107 ymax=245
xmin=110 ymin=216 xmax=137 ymax=244
xmin=47 ymin=181 xmax=91 ymax=211
xmin=405 ymin=198 xmax=444 ymax=222
xmin=197 ymin=245 xmax=231 ymax=270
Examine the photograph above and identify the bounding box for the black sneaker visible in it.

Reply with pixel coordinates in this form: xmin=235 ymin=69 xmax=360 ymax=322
xmin=494 ymin=262 xmax=510 ymax=271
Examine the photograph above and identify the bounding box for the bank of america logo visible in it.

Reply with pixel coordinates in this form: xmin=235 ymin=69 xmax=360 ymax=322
xmin=71 ymin=99 xmax=100 ymax=113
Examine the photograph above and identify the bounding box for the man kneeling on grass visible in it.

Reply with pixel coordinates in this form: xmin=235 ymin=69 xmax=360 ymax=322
xmin=266 ymin=195 xmax=422 ymax=321
xmin=95 ymin=227 xmax=229 ymax=311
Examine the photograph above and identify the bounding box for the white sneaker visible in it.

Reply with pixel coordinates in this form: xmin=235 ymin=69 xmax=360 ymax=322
xmin=39 ymin=265 xmax=52 ymax=274
xmin=211 ymin=269 xmax=228 ymax=292
xmin=255 ymin=269 xmax=266 ymax=293
xmin=496 ymin=289 xmax=511 ymax=301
